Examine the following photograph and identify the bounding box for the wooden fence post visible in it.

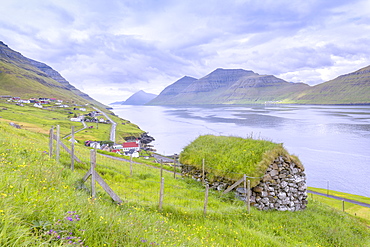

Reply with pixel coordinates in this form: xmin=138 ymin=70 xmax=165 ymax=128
xmin=160 ymin=159 xmax=163 ymax=178
xmin=173 ymin=155 xmax=176 ymax=179
xmin=247 ymin=179 xmax=251 ymax=214
xmin=243 ymin=174 xmax=247 ymax=207
xmin=202 ymin=158 xmax=205 ymax=184
xmin=90 ymin=149 xmax=96 ymax=198
xmin=342 ymin=200 xmax=345 ymax=212
xmin=204 ymin=184 xmax=209 ymax=216
xmin=71 ymin=126 xmax=75 ymax=171
xmin=56 ymin=125 xmax=60 ymax=162
xmin=159 ymin=177 xmax=164 ymax=211
xmin=49 ymin=126 xmax=54 ymax=158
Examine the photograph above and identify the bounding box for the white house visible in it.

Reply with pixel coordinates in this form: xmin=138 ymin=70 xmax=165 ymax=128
xmin=89 ymin=142 xmax=101 ymax=149
xmin=70 ymin=118 xmax=82 ymax=122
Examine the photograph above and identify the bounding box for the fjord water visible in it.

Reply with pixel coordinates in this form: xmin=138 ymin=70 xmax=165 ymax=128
xmin=113 ymin=105 xmax=370 ymax=197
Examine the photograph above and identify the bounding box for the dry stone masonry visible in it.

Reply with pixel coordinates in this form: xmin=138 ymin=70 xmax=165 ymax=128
xmin=181 ymin=155 xmax=308 ymax=211
xmin=249 ymin=156 xmax=307 ymax=211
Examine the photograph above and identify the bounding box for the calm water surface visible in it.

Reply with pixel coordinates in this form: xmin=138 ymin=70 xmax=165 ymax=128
xmin=113 ymin=105 xmax=370 ymax=197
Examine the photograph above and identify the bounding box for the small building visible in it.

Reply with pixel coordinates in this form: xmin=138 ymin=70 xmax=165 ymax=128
xmin=89 ymin=142 xmax=101 ymax=149
xmin=122 ymin=142 xmax=140 ymax=152
xmin=113 ymin=144 xmax=123 ymax=150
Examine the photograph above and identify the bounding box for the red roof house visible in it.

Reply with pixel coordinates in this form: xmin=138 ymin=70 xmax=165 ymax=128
xmin=122 ymin=142 xmax=140 ymax=152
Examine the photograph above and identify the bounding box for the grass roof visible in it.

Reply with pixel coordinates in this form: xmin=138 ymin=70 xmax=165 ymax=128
xmin=180 ymin=135 xmax=303 ymax=187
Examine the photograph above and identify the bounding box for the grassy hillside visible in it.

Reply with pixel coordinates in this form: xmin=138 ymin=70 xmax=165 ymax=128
xmin=286 ymin=65 xmax=370 ymax=104
xmin=0 ymin=99 xmax=143 ymax=143
xmin=0 ymin=60 xmax=109 ymax=110
xmin=308 ymin=187 xmax=370 ymax=225
xmin=0 ymin=118 xmax=369 ymax=246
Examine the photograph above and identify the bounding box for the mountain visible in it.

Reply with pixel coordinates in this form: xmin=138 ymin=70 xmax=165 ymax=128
xmin=0 ymin=41 xmax=106 ymax=108
xmin=113 ymin=90 xmax=157 ymax=105
xmin=288 ymin=65 xmax=370 ymax=104
xmin=148 ymin=76 xmax=197 ymax=104
xmin=148 ymin=68 xmax=309 ymax=105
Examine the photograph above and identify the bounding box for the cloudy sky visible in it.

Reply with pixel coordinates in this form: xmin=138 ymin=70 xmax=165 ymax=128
xmin=1 ymin=0 xmax=370 ymax=104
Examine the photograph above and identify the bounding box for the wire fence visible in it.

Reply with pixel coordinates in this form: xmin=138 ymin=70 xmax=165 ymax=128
xmin=50 ymin=125 xmax=355 ymax=218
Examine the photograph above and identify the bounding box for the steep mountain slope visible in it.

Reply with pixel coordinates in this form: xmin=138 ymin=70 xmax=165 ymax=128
xmin=289 ymin=65 xmax=370 ymax=104
xmin=0 ymin=41 xmax=106 ymax=108
xmin=149 ymin=68 xmax=309 ymax=105
xmin=119 ymin=90 xmax=157 ymax=105
xmin=148 ymin=76 xmax=197 ymax=104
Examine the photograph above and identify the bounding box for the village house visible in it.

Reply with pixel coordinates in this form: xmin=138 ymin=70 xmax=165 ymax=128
xmin=70 ymin=116 xmax=84 ymax=122
xmin=122 ymin=141 xmax=140 ymax=157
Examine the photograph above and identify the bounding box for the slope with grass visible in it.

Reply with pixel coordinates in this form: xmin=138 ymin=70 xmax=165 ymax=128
xmin=287 ymin=65 xmax=370 ymax=104
xmin=0 ymin=120 xmax=369 ymax=246
xmin=0 ymin=99 xmax=143 ymax=144
xmin=0 ymin=41 xmax=107 ymax=109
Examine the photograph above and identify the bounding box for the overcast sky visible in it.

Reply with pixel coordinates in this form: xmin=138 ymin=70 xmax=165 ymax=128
xmin=1 ymin=0 xmax=370 ymax=104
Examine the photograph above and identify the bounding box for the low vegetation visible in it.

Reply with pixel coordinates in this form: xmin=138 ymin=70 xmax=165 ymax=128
xmin=308 ymin=187 xmax=370 ymax=225
xmin=0 ymin=99 xmax=143 ymax=143
xmin=0 ymin=101 xmax=369 ymax=246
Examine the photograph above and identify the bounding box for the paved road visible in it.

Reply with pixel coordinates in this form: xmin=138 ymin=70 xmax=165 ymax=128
xmin=307 ymin=190 xmax=370 ymax=208
xmin=93 ymin=107 xmax=116 ymax=142
xmin=63 ymin=121 xmax=87 ymax=139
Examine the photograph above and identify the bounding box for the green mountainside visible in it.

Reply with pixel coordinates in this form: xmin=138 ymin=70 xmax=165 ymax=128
xmin=148 ymin=75 xmax=197 ymax=104
xmin=287 ymin=65 xmax=370 ymax=104
xmin=148 ymin=68 xmax=310 ymax=105
xmin=149 ymin=66 xmax=370 ymax=105
xmin=0 ymin=41 xmax=107 ymax=109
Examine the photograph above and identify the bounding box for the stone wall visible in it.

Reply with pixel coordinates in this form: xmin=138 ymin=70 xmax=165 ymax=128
xmin=181 ymin=155 xmax=308 ymax=211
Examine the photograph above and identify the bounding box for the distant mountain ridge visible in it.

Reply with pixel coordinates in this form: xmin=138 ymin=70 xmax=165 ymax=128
xmin=148 ymin=66 xmax=370 ymax=105
xmin=0 ymin=41 xmax=106 ymax=108
xmin=286 ymin=65 xmax=370 ymax=104
xmin=148 ymin=68 xmax=310 ymax=105
xmin=111 ymin=90 xmax=157 ymax=105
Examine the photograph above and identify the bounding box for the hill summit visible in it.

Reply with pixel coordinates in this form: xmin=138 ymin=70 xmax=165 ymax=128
xmin=287 ymin=65 xmax=370 ymax=104
xmin=148 ymin=68 xmax=309 ymax=105
xmin=111 ymin=90 xmax=157 ymax=105
xmin=0 ymin=41 xmax=105 ymax=107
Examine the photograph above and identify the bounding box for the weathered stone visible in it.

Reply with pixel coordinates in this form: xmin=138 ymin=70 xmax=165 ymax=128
xmin=272 ymin=163 xmax=278 ymax=170
xmin=261 ymin=191 xmax=269 ymax=197
xmin=281 ymin=181 xmax=288 ymax=188
xmin=253 ymin=186 xmax=263 ymax=193
xmin=263 ymin=174 xmax=272 ymax=182
xmin=270 ymin=169 xmax=279 ymax=177
xmin=261 ymin=198 xmax=269 ymax=204
xmin=278 ymin=192 xmax=287 ymax=199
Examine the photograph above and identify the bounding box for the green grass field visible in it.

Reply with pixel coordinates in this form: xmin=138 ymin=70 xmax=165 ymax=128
xmin=308 ymin=187 xmax=370 ymax=225
xmin=1 ymin=117 xmax=369 ymax=246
